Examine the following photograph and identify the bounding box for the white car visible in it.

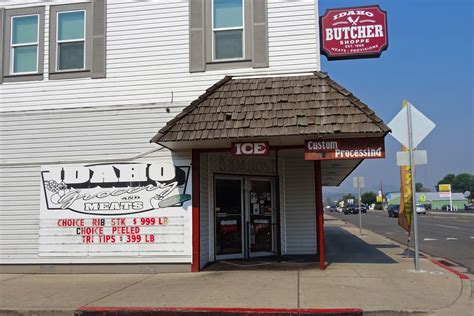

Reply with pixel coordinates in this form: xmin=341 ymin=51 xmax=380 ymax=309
xmin=416 ymin=204 xmax=427 ymax=215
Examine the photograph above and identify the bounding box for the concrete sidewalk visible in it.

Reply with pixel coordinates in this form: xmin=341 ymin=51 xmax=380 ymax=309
xmin=0 ymin=216 xmax=471 ymax=316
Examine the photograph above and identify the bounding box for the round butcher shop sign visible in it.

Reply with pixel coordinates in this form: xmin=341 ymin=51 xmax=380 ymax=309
xmin=320 ymin=5 xmax=388 ymax=60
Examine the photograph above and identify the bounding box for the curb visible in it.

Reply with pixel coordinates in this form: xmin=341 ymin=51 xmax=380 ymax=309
xmin=75 ymin=307 xmax=363 ymax=316
xmin=0 ymin=310 xmax=74 ymax=316
xmin=429 ymin=258 xmax=470 ymax=280
xmin=427 ymin=211 xmax=474 ymax=216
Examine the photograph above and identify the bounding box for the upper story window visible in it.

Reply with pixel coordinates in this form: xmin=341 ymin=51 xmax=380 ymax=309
xmin=49 ymin=3 xmax=92 ymax=79
xmin=1 ymin=6 xmax=45 ymax=82
xmin=56 ymin=10 xmax=86 ymax=71
xmin=49 ymin=1 xmax=106 ymax=80
xmin=212 ymin=0 xmax=244 ymax=61
xmin=11 ymin=14 xmax=39 ymax=74
xmin=0 ymin=0 xmax=105 ymax=84
xmin=189 ymin=0 xmax=269 ymax=72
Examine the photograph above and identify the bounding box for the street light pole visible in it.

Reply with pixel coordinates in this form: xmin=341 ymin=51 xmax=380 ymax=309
xmin=407 ymin=101 xmax=420 ymax=271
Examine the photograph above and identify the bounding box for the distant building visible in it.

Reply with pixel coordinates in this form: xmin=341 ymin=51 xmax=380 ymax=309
xmin=386 ymin=193 xmax=468 ymax=210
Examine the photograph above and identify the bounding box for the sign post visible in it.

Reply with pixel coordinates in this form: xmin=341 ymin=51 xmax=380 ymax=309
xmin=406 ymin=101 xmax=421 ymax=271
xmin=388 ymin=100 xmax=436 ymax=271
xmin=353 ymin=176 xmax=364 ymax=236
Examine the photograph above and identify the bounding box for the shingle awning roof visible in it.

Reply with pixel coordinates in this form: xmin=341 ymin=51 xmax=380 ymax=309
xmin=151 ymin=71 xmax=389 ymax=146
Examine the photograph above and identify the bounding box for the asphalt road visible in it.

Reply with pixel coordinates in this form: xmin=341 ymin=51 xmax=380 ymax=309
xmin=330 ymin=210 xmax=474 ymax=274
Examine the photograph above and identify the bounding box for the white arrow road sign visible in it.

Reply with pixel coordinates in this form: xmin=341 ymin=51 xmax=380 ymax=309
xmin=388 ymin=102 xmax=436 ymax=149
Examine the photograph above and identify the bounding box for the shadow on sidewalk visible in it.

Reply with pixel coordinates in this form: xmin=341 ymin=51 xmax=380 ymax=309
xmin=325 ymin=226 xmax=397 ymax=264
xmin=204 ymin=222 xmax=398 ymax=272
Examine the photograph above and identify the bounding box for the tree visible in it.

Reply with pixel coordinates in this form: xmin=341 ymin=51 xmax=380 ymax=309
xmin=324 ymin=196 xmax=332 ymax=207
xmin=342 ymin=193 xmax=355 ymax=201
xmin=361 ymin=191 xmax=376 ymax=204
xmin=436 ymin=173 xmax=474 ymax=193
xmin=340 ymin=194 xmax=356 ymax=204
xmin=416 ymin=182 xmax=431 ymax=192
xmin=437 ymin=174 xmax=456 ymax=190
xmin=452 ymin=173 xmax=474 ymax=193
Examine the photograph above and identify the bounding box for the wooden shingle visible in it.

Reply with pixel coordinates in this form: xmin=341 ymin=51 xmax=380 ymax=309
xmin=151 ymin=72 xmax=390 ymax=143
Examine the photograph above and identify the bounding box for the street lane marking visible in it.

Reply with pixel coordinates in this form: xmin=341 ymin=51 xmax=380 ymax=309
xmin=446 ymin=237 xmax=458 ymax=240
xmin=424 ymin=238 xmax=437 ymax=241
xmin=470 ymin=237 xmax=474 ymax=239
xmin=435 ymin=224 xmax=460 ymax=229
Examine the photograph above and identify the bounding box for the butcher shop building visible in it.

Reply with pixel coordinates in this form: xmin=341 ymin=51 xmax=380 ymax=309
xmin=0 ymin=0 xmax=389 ymax=273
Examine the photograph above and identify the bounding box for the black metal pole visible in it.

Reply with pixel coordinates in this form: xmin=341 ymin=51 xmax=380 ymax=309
xmin=275 ymin=149 xmax=282 ymax=259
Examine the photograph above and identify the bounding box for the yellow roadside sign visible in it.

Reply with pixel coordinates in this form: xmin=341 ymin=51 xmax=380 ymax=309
xmin=376 ymin=195 xmax=383 ymax=203
xmin=439 ymin=184 xmax=451 ymax=192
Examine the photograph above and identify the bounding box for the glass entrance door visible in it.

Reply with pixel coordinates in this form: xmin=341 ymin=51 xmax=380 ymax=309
xmin=215 ymin=177 xmax=244 ymax=259
xmin=214 ymin=176 xmax=275 ymax=260
xmin=247 ymin=179 xmax=274 ymax=256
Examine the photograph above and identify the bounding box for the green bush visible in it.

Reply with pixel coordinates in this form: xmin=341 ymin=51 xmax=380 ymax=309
xmin=374 ymin=204 xmax=383 ymax=210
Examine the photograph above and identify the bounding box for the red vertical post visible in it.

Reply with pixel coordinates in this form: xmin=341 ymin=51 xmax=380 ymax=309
xmin=191 ymin=149 xmax=200 ymax=272
xmin=314 ymin=160 xmax=325 ymax=270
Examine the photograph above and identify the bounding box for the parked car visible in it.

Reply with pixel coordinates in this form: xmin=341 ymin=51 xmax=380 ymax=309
xmin=464 ymin=204 xmax=474 ymax=211
xmin=343 ymin=204 xmax=358 ymax=214
xmin=388 ymin=204 xmax=400 ymax=217
xmin=359 ymin=204 xmax=368 ymax=213
xmin=416 ymin=204 xmax=427 ymax=215
xmin=441 ymin=205 xmax=453 ymax=211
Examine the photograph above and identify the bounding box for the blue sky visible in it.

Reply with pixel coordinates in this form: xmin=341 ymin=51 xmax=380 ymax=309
xmin=319 ymin=0 xmax=474 ymax=194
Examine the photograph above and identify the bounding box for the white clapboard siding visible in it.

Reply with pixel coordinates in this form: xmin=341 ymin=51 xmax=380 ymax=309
xmin=200 ymin=153 xmax=209 ymax=268
xmin=0 ymin=103 xmax=187 ymax=165
xmin=282 ymin=155 xmax=316 ymax=255
xmin=0 ymin=104 xmax=191 ymax=264
xmin=0 ymin=0 xmax=319 ymax=112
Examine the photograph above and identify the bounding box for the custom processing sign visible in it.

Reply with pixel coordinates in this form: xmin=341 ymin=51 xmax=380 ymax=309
xmin=39 ymin=161 xmax=192 ymax=260
xmin=304 ymin=138 xmax=385 ymax=160
xmin=320 ymin=5 xmax=388 ymax=60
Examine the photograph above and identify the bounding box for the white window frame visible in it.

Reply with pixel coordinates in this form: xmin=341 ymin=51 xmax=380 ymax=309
xmin=55 ymin=9 xmax=86 ymax=72
xmin=211 ymin=0 xmax=245 ymax=62
xmin=10 ymin=14 xmax=40 ymax=75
